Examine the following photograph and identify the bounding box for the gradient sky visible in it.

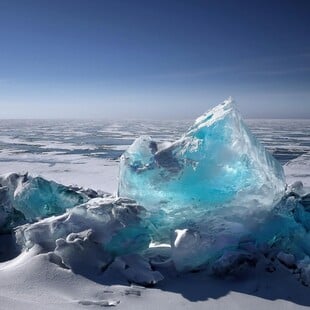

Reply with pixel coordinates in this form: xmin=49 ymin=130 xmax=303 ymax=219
xmin=0 ymin=0 xmax=309 ymax=119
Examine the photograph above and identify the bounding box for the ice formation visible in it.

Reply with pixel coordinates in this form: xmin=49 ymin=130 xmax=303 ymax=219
xmin=0 ymin=173 xmax=88 ymax=231
xmin=1 ymin=99 xmax=310 ymax=287
xmin=16 ymin=197 xmax=162 ymax=285
xmin=117 ymin=99 xmax=288 ymax=263
xmin=12 ymin=183 xmax=310 ymax=285
xmin=118 ymin=98 xmax=285 ymax=214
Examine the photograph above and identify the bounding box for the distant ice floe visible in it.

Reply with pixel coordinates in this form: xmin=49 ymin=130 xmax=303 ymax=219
xmin=0 ymin=99 xmax=310 ymax=287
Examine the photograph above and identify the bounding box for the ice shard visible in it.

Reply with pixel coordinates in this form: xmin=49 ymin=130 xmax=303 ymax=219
xmin=0 ymin=173 xmax=88 ymax=230
xmin=118 ymin=98 xmax=286 ymax=215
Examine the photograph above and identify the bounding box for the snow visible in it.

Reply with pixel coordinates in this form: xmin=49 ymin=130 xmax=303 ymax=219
xmin=0 ymin=250 xmax=309 ymax=310
xmin=284 ymin=153 xmax=310 ymax=189
xmin=0 ymin=170 xmax=309 ymax=309
xmin=0 ymin=155 xmax=119 ymax=194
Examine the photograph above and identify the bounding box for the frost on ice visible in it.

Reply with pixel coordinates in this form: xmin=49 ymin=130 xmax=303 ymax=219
xmin=118 ymin=98 xmax=285 ymax=215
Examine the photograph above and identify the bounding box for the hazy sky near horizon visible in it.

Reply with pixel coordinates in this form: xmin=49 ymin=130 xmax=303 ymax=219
xmin=0 ymin=0 xmax=309 ymax=119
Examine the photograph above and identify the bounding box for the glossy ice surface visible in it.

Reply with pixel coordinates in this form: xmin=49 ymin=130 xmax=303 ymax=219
xmin=0 ymin=173 xmax=87 ymax=231
xmin=118 ymin=99 xmax=286 ymax=215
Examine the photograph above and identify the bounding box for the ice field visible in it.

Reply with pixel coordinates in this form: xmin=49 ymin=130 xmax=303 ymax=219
xmin=0 ymin=101 xmax=310 ymax=309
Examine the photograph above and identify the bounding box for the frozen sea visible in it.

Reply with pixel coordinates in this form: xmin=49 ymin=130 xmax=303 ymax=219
xmin=0 ymin=119 xmax=309 ymax=192
xmin=1 ymin=118 xmax=310 ymax=310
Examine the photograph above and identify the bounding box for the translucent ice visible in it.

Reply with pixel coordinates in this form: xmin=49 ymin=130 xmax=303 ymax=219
xmin=0 ymin=173 xmax=88 ymax=230
xmin=118 ymin=98 xmax=286 ymax=215
xmin=116 ymin=99 xmax=289 ymax=272
xmin=6 ymin=99 xmax=310 ymax=283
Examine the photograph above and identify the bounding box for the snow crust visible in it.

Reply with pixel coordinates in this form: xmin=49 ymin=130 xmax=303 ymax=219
xmin=15 ymin=196 xmax=162 ymax=285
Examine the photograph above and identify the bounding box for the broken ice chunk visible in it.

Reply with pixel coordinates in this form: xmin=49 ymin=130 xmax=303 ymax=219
xmin=15 ymin=197 xmax=153 ymax=280
xmin=0 ymin=173 xmax=87 ymax=227
xmin=118 ymin=98 xmax=286 ymax=212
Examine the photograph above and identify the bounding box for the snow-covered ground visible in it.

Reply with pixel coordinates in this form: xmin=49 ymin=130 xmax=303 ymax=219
xmin=1 ymin=248 xmax=309 ymax=310
xmin=0 ymin=154 xmax=119 ymax=194
xmin=284 ymin=153 xmax=310 ymax=188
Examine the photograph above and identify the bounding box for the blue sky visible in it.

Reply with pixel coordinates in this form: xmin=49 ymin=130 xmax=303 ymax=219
xmin=0 ymin=0 xmax=309 ymax=119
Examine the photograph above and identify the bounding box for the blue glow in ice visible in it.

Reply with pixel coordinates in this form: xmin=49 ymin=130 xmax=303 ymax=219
xmin=9 ymin=101 xmax=310 ymax=279
xmin=14 ymin=176 xmax=87 ymax=220
xmin=118 ymin=98 xmax=286 ymax=215
xmin=0 ymin=173 xmax=87 ymax=228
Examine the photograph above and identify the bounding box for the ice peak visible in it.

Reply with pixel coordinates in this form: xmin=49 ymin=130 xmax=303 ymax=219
xmin=118 ymin=99 xmax=285 ymax=212
xmin=190 ymin=97 xmax=237 ymax=132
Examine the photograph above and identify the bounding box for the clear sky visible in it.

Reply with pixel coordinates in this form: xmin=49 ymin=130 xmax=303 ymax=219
xmin=0 ymin=0 xmax=309 ymax=119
